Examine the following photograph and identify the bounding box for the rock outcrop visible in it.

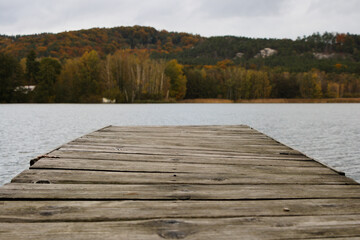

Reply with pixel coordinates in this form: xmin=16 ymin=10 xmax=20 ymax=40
xmin=255 ymin=48 xmax=278 ymax=58
xmin=313 ymin=53 xmax=337 ymax=60
xmin=234 ymin=52 xmax=244 ymax=58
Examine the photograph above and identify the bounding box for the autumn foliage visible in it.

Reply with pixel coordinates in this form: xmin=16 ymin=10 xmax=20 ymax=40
xmin=1 ymin=27 xmax=360 ymax=103
xmin=0 ymin=26 xmax=202 ymax=59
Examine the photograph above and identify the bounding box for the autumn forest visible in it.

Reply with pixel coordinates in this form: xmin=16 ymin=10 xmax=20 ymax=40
xmin=1 ymin=26 xmax=360 ymax=103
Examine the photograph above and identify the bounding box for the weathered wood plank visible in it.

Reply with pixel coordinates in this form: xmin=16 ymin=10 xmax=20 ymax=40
xmin=69 ymin=140 xmax=291 ymax=152
xmin=1 ymin=215 xmax=360 ymax=239
xmin=1 ymin=183 xmax=360 ymax=200
xmin=105 ymin=124 xmax=252 ymax=130
xmin=82 ymin=134 xmax=275 ymax=145
xmin=58 ymin=145 xmax=304 ymax=158
xmin=1 ymin=199 xmax=360 ymax=223
xmin=30 ymin=158 xmax=336 ymax=175
xmin=13 ymin=169 xmax=356 ymax=185
xmin=90 ymin=127 xmax=267 ymax=135
xmin=86 ymin=130 xmax=275 ymax=140
xmin=74 ymin=129 xmax=281 ymax=141
xmin=47 ymin=150 xmax=312 ymax=163
xmin=100 ymin=125 xmax=260 ymax=134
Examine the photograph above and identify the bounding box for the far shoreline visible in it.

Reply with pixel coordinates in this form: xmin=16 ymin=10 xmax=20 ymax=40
xmin=2 ymin=98 xmax=360 ymax=104
xmin=178 ymin=98 xmax=360 ymax=104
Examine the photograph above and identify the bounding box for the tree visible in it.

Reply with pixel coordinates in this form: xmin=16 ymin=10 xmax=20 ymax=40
xmin=56 ymin=58 xmax=81 ymax=102
xmin=34 ymin=58 xmax=61 ymax=102
xmin=101 ymin=54 xmax=121 ymax=101
xmin=185 ymin=68 xmax=206 ymax=99
xmin=0 ymin=53 xmax=23 ymax=102
xmin=223 ymin=66 xmax=245 ymax=100
xmin=165 ymin=59 xmax=187 ymax=100
xmin=271 ymin=72 xmax=300 ymax=98
xmin=25 ymin=50 xmax=39 ymax=84
xmin=251 ymin=71 xmax=272 ymax=99
xmin=106 ymin=50 xmax=170 ymax=102
xmin=77 ymin=50 xmax=102 ymax=102
xmin=298 ymin=70 xmax=323 ymax=98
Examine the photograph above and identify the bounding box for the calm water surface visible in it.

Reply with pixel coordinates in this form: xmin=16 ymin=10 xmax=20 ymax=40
xmin=0 ymin=103 xmax=359 ymax=185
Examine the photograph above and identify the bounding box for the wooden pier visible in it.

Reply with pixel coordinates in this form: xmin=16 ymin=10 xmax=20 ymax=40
xmin=1 ymin=125 xmax=360 ymax=239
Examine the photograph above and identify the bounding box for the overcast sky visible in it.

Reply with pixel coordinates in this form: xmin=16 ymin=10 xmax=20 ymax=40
xmin=1 ymin=0 xmax=360 ymax=39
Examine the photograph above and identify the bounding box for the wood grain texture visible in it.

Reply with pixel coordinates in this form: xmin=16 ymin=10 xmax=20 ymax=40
xmin=0 ymin=125 xmax=359 ymax=239
xmin=2 ymin=183 xmax=360 ymax=200
xmin=1 ymin=199 xmax=360 ymax=222
xmin=47 ymin=150 xmax=312 ymax=163
xmin=13 ymin=169 xmax=356 ymax=185
xmin=30 ymin=158 xmax=335 ymax=175
xmin=1 ymin=216 xmax=360 ymax=239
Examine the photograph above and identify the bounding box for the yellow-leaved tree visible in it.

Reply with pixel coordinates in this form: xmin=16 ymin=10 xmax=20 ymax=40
xmin=165 ymin=59 xmax=187 ymax=100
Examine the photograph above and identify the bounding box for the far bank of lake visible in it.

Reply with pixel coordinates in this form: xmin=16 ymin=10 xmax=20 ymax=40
xmin=179 ymin=98 xmax=360 ymax=103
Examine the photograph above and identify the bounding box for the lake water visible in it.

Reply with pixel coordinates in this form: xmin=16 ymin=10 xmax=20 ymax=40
xmin=0 ymin=103 xmax=359 ymax=185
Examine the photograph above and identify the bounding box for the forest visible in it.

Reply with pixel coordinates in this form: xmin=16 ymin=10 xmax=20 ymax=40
xmin=1 ymin=26 xmax=360 ymax=103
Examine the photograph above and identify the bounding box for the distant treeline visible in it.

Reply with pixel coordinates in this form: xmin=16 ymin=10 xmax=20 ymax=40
xmin=153 ymin=32 xmax=360 ymax=73
xmin=0 ymin=26 xmax=360 ymax=103
xmin=1 ymin=50 xmax=359 ymax=103
xmin=0 ymin=50 xmax=187 ymax=103
xmin=184 ymin=62 xmax=360 ymax=100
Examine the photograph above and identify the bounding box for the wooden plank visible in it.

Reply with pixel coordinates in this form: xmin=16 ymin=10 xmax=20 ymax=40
xmin=47 ymin=150 xmax=312 ymax=163
xmin=1 ymin=199 xmax=360 ymax=223
xmin=77 ymin=131 xmax=274 ymax=140
xmin=65 ymin=141 xmax=297 ymax=154
xmin=104 ymin=124 xmax=252 ymax=130
xmin=1 ymin=215 xmax=360 ymax=239
xmin=12 ymin=169 xmax=356 ymax=185
xmin=86 ymin=131 xmax=276 ymax=140
xmin=82 ymin=134 xmax=275 ymax=145
xmin=96 ymin=127 xmax=266 ymax=135
xmin=58 ymin=145 xmax=304 ymax=158
xmin=69 ymin=139 xmax=291 ymax=152
xmin=1 ymin=183 xmax=360 ymax=200
xmin=88 ymin=127 xmax=269 ymax=134
xmin=30 ymin=158 xmax=336 ymax=175
xmin=82 ymin=124 xmax=268 ymax=133
xmin=74 ymin=130 xmax=282 ymax=142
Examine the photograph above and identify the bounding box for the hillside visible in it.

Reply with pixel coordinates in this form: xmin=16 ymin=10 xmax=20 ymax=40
xmin=1 ymin=26 xmax=360 ymax=103
xmin=1 ymin=27 xmax=360 ymax=74
xmin=0 ymin=26 xmax=202 ymax=59
xmin=154 ymin=33 xmax=360 ymax=73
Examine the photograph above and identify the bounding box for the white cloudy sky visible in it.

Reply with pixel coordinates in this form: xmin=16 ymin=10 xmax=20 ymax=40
xmin=1 ymin=0 xmax=360 ymax=39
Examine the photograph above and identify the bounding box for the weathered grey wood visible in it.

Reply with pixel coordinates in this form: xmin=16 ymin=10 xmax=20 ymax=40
xmin=1 ymin=199 xmax=360 ymax=223
xmin=1 ymin=215 xmax=360 ymax=239
xmin=86 ymin=130 xmax=277 ymax=141
xmin=1 ymin=183 xmax=360 ymax=200
xmin=58 ymin=145 xmax=304 ymax=158
xmin=100 ymin=125 xmax=262 ymax=134
xmin=48 ymin=150 xmax=312 ymax=163
xmin=13 ymin=169 xmax=356 ymax=185
xmin=1 ymin=125 xmax=359 ymax=239
xmin=30 ymin=158 xmax=335 ymax=175
xmin=68 ymin=140 xmax=293 ymax=154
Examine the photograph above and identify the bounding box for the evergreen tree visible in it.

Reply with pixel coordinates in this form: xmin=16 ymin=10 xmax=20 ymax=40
xmin=0 ymin=53 xmax=23 ymax=102
xmin=34 ymin=58 xmax=61 ymax=102
xmin=25 ymin=50 xmax=39 ymax=84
